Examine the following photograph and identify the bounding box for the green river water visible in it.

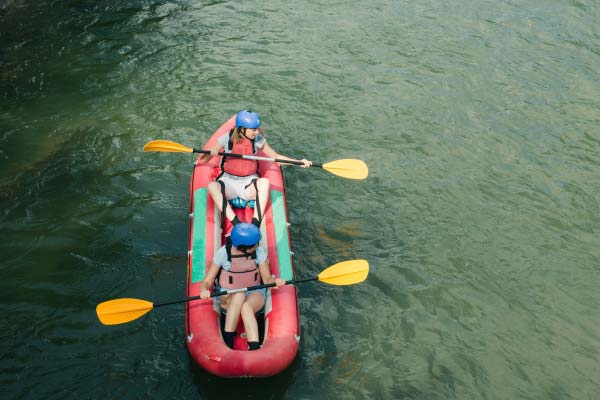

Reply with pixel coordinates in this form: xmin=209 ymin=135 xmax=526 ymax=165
xmin=1 ymin=0 xmax=599 ymax=399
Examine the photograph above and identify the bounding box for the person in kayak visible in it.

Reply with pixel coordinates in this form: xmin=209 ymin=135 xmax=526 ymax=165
xmin=199 ymin=223 xmax=285 ymax=351
xmin=200 ymin=109 xmax=311 ymax=227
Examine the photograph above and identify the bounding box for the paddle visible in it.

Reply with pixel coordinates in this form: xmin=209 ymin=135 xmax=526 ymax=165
xmin=96 ymin=259 xmax=368 ymax=326
xmin=143 ymin=139 xmax=368 ymax=180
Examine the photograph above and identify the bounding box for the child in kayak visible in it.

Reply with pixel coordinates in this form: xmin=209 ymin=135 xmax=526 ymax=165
xmin=200 ymin=109 xmax=311 ymax=227
xmin=199 ymin=223 xmax=285 ymax=350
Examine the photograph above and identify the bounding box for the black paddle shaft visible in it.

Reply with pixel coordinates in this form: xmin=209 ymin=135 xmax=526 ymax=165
xmin=191 ymin=148 xmax=323 ymax=168
xmin=153 ymin=276 xmax=319 ymax=308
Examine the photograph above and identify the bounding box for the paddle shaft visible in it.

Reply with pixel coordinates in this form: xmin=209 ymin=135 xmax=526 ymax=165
xmin=153 ymin=277 xmax=317 ymax=308
xmin=194 ymin=148 xmax=323 ymax=168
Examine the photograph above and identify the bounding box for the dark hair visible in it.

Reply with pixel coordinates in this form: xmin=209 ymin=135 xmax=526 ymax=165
xmin=237 ymin=244 xmax=256 ymax=253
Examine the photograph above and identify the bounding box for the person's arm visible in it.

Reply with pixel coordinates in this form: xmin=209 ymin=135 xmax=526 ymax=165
xmin=261 ymin=141 xmax=312 ymax=168
xmin=200 ymin=135 xmax=227 ymax=163
xmin=199 ymin=262 xmax=221 ymax=298
xmin=258 ymin=261 xmax=285 ymax=288
xmin=199 ymin=142 xmax=224 ymax=163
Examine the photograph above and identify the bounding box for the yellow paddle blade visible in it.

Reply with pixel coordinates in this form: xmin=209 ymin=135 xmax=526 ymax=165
xmin=317 ymin=259 xmax=369 ymax=285
xmin=143 ymin=140 xmax=193 ymax=153
xmin=322 ymin=159 xmax=369 ymax=180
xmin=96 ymin=298 xmax=154 ymax=326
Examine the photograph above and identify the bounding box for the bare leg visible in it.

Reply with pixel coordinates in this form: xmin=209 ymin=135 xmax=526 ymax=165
xmin=241 ymin=293 xmax=266 ymax=343
xmin=207 ymin=181 xmax=237 ymax=222
xmin=248 ymin=177 xmax=270 ymax=223
xmin=221 ymin=292 xmax=246 ymax=332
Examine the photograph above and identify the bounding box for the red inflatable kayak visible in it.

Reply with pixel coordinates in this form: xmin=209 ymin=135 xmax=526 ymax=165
xmin=185 ymin=115 xmax=300 ymax=377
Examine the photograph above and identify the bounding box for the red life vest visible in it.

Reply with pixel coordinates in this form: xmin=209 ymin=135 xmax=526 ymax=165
xmin=221 ymin=130 xmax=258 ymax=177
xmin=218 ymin=242 xmax=261 ymax=289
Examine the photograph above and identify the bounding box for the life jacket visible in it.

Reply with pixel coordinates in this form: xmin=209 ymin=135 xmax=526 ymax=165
xmin=217 ymin=241 xmax=261 ymax=289
xmin=221 ymin=130 xmax=258 ymax=177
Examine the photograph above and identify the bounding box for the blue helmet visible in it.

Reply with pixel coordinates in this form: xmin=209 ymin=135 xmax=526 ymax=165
xmin=231 ymin=223 xmax=261 ymax=247
xmin=235 ymin=110 xmax=261 ymax=129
